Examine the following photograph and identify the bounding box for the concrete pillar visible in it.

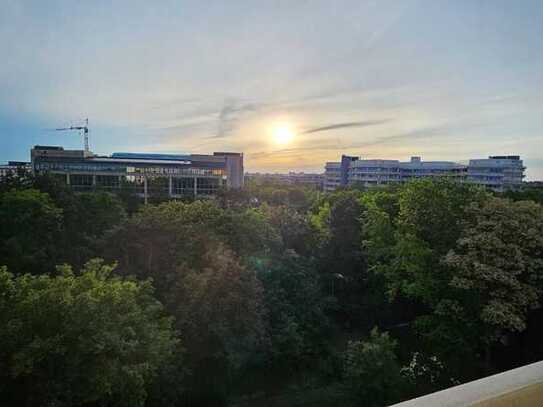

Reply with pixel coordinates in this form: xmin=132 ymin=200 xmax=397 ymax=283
xmin=66 ymin=173 xmax=70 ymax=185
xmin=169 ymin=176 xmax=173 ymax=197
xmin=144 ymin=177 xmax=148 ymax=205
xmin=92 ymin=175 xmax=96 ymax=187
xmin=193 ymin=177 xmax=198 ymax=197
xmin=118 ymin=175 xmax=122 ymax=189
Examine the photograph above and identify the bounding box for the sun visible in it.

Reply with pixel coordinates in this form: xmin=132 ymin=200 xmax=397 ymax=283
xmin=272 ymin=124 xmax=295 ymax=145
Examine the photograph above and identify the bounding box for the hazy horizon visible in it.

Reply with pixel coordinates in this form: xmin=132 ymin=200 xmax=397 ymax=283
xmin=2 ymin=0 xmax=543 ymax=179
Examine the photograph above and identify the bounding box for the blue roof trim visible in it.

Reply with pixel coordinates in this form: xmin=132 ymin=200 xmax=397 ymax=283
xmin=111 ymin=152 xmax=191 ymax=161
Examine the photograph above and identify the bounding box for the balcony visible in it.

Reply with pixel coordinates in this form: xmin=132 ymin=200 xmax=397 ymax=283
xmin=390 ymin=361 xmax=543 ymax=407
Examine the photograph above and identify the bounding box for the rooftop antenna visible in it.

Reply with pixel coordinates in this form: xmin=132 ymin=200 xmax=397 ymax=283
xmin=55 ymin=118 xmax=90 ymax=153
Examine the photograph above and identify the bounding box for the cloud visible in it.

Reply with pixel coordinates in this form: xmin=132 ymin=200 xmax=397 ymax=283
xmin=351 ymin=120 xmax=489 ymax=149
xmin=211 ymin=99 xmax=261 ymax=139
xmin=249 ymin=120 xmax=488 ymax=160
xmin=249 ymin=142 xmax=342 ymax=160
xmin=301 ymin=119 xmax=391 ymax=135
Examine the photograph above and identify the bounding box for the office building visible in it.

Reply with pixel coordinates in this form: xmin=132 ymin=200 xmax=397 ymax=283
xmin=31 ymin=146 xmax=243 ymax=198
xmin=324 ymin=154 xmax=525 ymax=192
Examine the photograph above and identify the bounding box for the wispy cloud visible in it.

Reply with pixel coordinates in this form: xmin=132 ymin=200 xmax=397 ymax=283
xmin=212 ymin=99 xmax=261 ymax=139
xmin=350 ymin=120 xmax=490 ymax=149
xmin=301 ymin=119 xmax=391 ymax=135
xmin=249 ymin=120 xmax=488 ymax=160
xmin=249 ymin=142 xmax=343 ymax=160
xmin=2 ymin=0 xmax=543 ymax=178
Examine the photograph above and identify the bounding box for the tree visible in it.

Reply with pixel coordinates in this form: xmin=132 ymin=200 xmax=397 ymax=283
xmin=162 ymin=244 xmax=266 ymax=404
xmin=3 ymin=173 xmax=128 ymax=269
xmin=371 ymin=179 xmax=487 ymax=308
xmin=218 ymin=205 xmax=282 ymax=259
xmin=59 ymin=191 xmax=127 ymax=268
xmin=328 ymin=191 xmax=365 ymax=257
xmin=0 ymin=188 xmax=62 ymax=274
xmin=102 ymin=200 xmax=224 ymax=280
xmin=73 ymin=192 xmax=127 ymax=239
xmin=503 ymin=186 xmax=543 ymax=205
xmin=256 ymin=252 xmax=331 ymax=373
xmin=245 ymin=182 xmax=318 ymax=213
xmin=397 ymin=178 xmax=487 ymax=254
xmin=147 ymin=177 xmax=171 ymax=204
xmin=317 ymin=191 xmax=367 ymax=320
xmin=361 ymin=190 xmax=399 ymax=276
xmin=445 ymin=197 xmax=543 ymax=338
xmin=401 ymin=352 xmax=455 ymax=398
xmin=172 ymin=244 xmax=266 ymax=366
xmin=32 ymin=172 xmax=75 ymax=207
xmin=119 ymin=178 xmax=143 ymax=214
xmin=401 ymin=197 xmax=543 ymax=377
xmin=342 ymin=328 xmax=405 ymax=406
xmin=102 ymin=201 xmax=268 ymax=404
xmin=260 ymin=204 xmax=312 ymax=255
xmin=309 ymin=200 xmax=332 ymax=248
xmin=0 ymin=260 xmax=178 ymax=407
xmin=366 ymin=180 xmax=489 ymax=377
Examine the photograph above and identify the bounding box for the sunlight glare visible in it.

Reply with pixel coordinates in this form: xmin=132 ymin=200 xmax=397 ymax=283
xmin=273 ymin=124 xmax=295 ymax=145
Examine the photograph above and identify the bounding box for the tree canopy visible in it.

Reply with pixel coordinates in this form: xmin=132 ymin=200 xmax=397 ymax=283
xmin=2 ymin=172 xmax=543 ymax=406
xmin=0 ymin=260 xmax=177 ymax=407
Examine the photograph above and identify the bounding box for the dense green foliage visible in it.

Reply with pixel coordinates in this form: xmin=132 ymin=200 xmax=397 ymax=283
xmin=0 ymin=260 xmax=177 ymax=407
xmin=0 ymin=188 xmax=63 ymax=274
xmin=342 ymin=328 xmax=404 ymax=406
xmin=445 ymin=198 xmax=543 ymax=335
xmin=1 ymin=173 xmax=543 ymax=406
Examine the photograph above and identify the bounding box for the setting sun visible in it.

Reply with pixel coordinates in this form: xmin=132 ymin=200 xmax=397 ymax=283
xmin=272 ymin=124 xmax=295 ymax=145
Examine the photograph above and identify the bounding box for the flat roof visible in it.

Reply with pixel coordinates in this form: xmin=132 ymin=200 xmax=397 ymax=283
xmin=111 ymin=152 xmax=191 ymax=161
xmin=34 ymin=145 xmax=64 ymax=150
xmin=91 ymin=157 xmax=192 ymax=165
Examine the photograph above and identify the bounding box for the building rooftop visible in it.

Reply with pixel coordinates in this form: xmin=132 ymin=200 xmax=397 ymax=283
xmin=111 ymin=152 xmax=191 ymax=161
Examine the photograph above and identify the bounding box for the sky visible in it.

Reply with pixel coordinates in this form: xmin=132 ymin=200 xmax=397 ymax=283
xmin=1 ymin=0 xmax=543 ymax=178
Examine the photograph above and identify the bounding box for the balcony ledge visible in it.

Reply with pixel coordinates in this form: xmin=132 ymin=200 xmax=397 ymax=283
xmin=389 ymin=361 xmax=543 ymax=407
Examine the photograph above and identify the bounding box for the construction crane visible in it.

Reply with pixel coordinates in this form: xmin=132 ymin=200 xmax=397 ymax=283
xmin=55 ymin=118 xmax=90 ymax=153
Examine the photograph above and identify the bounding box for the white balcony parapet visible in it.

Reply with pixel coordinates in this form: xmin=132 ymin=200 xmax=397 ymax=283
xmin=389 ymin=360 xmax=543 ymax=407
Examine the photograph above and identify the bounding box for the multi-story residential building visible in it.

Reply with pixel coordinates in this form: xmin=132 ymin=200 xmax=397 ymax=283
xmin=324 ymin=162 xmax=341 ymax=192
xmin=0 ymin=161 xmax=31 ymax=180
xmin=31 ymin=145 xmax=244 ymax=199
xmin=467 ymin=156 xmax=525 ymax=191
xmin=0 ymin=164 xmax=17 ymax=180
xmin=348 ymin=159 xmax=402 ymax=186
xmin=399 ymin=156 xmax=467 ymax=181
xmin=324 ymin=154 xmax=525 ymax=192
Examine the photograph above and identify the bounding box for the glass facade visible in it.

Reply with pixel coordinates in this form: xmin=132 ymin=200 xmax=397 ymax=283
xmin=172 ymin=177 xmax=195 ymax=195
xmin=35 ymin=161 xmax=225 ymax=177
xmin=32 ymin=150 xmax=229 ymax=198
xmin=195 ymin=177 xmax=222 ymax=195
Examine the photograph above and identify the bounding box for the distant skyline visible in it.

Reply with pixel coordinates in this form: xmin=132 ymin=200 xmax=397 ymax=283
xmin=1 ymin=0 xmax=543 ymax=179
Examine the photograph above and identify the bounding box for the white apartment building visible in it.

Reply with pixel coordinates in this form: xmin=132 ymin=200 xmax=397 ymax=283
xmin=468 ymin=156 xmax=525 ymax=191
xmin=0 ymin=162 xmax=31 ymax=180
xmin=349 ymin=159 xmax=401 ymax=187
xmin=324 ymin=155 xmax=524 ymax=192
xmin=324 ymin=162 xmax=341 ymax=192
